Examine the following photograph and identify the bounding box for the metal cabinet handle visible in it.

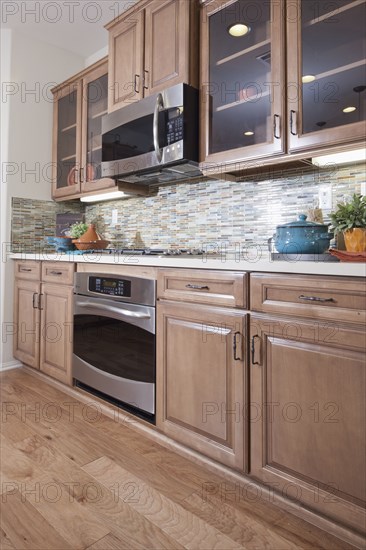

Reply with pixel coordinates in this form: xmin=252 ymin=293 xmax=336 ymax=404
xmin=273 ymin=114 xmax=281 ymax=139
xmin=38 ymin=293 xmax=44 ymax=311
xmin=50 ymin=271 xmax=63 ymax=276
xmin=134 ymin=74 xmax=140 ymax=94
xmin=143 ymin=69 xmax=149 ymax=90
xmin=74 ymin=167 xmax=80 ymax=184
xmin=251 ymin=335 xmax=261 ymax=365
xmin=233 ymin=331 xmax=242 ymax=361
xmin=20 ymin=267 xmax=32 ymax=272
xmin=79 ymin=167 xmax=84 ymax=184
xmin=185 ymin=284 xmax=210 ymax=290
xmin=298 ymin=295 xmax=335 ymax=303
xmin=290 ymin=110 xmax=297 ymax=135
xmin=32 ymin=293 xmax=38 ymax=309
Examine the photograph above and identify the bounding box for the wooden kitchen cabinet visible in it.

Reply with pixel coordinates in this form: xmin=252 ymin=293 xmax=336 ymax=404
xmin=200 ymin=0 xmax=286 ymax=166
xmin=52 ymin=58 xmax=115 ymax=200
xmin=157 ymin=269 xmax=248 ymax=470
xmin=13 ymin=261 xmax=74 ymax=385
xmin=200 ymin=0 xmax=366 ymax=168
xmin=249 ymin=274 xmax=366 ymax=535
xmin=107 ymin=0 xmax=199 ymax=112
xmin=287 ymin=0 xmax=366 ymax=153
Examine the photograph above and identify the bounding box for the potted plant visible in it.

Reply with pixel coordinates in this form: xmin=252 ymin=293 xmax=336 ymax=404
xmin=69 ymin=222 xmax=89 ymax=239
xmin=330 ymin=194 xmax=366 ymax=252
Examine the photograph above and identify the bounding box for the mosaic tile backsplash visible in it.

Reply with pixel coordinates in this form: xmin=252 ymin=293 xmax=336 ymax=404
xmin=11 ymin=162 xmax=365 ymax=252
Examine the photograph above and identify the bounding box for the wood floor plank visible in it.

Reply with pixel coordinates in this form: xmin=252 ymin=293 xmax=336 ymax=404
xmin=0 ymin=490 xmax=72 ymax=550
xmin=0 ymin=527 xmax=16 ymax=550
xmin=10 ymin=433 xmax=185 ymax=550
xmin=83 ymin=456 xmax=244 ymax=550
xmin=1 ymin=370 xmax=358 ymax=550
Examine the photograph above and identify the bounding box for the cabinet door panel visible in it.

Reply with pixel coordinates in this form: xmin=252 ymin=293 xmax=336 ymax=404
xmin=157 ymin=301 xmax=247 ymax=470
xmin=144 ymin=0 xmax=188 ymax=95
xmin=52 ymin=81 xmax=82 ymax=199
xmin=200 ymin=0 xmax=285 ymax=165
xmin=13 ymin=280 xmax=40 ymax=369
xmin=40 ymin=284 xmax=73 ymax=385
xmin=108 ymin=11 xmax=144 ymax=112
xmin=287 ymin=0 xmax=366 ymax=152
xmin=250 ymin=314 xmax=366 ymax=533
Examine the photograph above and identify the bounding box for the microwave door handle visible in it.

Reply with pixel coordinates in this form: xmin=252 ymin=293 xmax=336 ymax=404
xmin=153 ymin=93 xmax=164 ymax=163
xmin=77 ymin=301 xmax=151 ymax=319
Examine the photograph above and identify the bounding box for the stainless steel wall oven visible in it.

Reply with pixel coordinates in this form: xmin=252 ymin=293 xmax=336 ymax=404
xmin=73 ymin=273 xmax=156 ymax=422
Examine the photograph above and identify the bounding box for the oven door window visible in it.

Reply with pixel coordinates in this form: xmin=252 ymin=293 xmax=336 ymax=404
xmin=74 ymin=314 xmax=155 ymax=383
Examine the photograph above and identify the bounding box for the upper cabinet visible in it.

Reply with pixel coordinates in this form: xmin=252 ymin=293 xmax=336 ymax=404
xmin=107 ymin=0 xmax=199 ymax=112
xmin=287 ymin=0 xmax=366 ymax=153
xmin=52 ymin=58 xmax=115 ymax=200
xmin=200 ymin=0 xmax=366 ymax=167
xmin=200 ymin=0 xmax=286 ymax=166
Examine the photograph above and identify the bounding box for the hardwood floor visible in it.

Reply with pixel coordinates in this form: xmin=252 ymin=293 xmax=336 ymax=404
xmin=0 ymin=368 xmax=358 ymax=550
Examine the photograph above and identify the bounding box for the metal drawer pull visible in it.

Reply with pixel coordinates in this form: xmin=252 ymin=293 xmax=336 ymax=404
xmin=185 ymin=284 xmax=210 ymax=290
xmin=38 ymin=294 xmax=44 ymax=311
xmin=233 ymin=331 xmax=242 ymax=361
xmin=20 ymin=268 xmax=32 ymax=272
xmin=50 ymin=271 xmax=63 ymax=276
xmin=298 ymin=295 xmax=335 ymax=303
xmin=32 ymin=293 xmax=38 ymax=309
xmin=134 ymin=74 xmax=140 ymax=94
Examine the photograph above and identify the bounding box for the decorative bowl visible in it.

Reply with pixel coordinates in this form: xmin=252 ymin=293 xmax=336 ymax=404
xmin=271 ymin=214 xmax=334 ymax=255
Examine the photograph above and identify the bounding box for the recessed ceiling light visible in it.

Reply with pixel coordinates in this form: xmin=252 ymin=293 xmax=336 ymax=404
xmin=244 ymin=131 xmax=254 ymax=136
xmin=302 ymin=75 xmax=316 ymax=83
xmin=228 ymin=23 xmax=250 ymax=37
xmin=343 ymin=106 xmax=357 ymax=113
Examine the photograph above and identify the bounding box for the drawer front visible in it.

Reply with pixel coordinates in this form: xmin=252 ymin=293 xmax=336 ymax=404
xmin=157 ymin=269 xmax=247 ymax=308
xmin=14 ymin=261 xmax=41 ymax=280
xmin=250 ymin=273 xmax=366 ymax=324
xmin=42 ymin=262 xmax=75 ymax=285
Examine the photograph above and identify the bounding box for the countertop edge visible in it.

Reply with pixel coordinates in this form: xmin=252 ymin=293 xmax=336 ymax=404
xmin=9 ymin=253 xmax=366 ymax=277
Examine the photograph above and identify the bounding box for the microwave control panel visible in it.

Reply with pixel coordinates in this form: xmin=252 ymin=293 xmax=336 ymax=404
xmin=166 ymin=107 xmax=183 ymax=145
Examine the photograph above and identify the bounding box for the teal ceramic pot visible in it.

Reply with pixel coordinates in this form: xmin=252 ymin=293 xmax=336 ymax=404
xmin=272 ymin=214 xmax=333 ymax=254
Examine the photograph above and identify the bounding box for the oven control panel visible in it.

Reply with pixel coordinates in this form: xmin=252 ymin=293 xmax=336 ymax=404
xmin=88 ymin=276 xmax=132 ymax=297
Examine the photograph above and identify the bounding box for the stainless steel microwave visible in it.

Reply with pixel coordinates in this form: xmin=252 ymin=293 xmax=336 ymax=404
xmin=101 ymin=83 xmax=200 ymax=185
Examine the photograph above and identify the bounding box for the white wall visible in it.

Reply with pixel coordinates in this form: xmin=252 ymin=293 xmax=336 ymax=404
xmin=0 ymin=30 xmax=84 ymax=368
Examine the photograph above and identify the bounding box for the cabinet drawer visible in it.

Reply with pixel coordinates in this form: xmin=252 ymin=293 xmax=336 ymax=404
xmin=41 ymin=262 xmax=75 ymax=285
xmin=157 ymin=269 xmax=247 ymax=308
xmin=14 ymin=261 xmax=41 ymax=280
xmin=250 ymin=273 xmax=366 ymax=324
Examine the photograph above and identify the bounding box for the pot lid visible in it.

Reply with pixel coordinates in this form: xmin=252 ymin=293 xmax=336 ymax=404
xmin=276 ymin=214 xmax=328 ymax=228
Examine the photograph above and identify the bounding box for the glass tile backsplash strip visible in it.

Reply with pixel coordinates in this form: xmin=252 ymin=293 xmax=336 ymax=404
xmin=11 ymin=162 xmax=364 ymax=252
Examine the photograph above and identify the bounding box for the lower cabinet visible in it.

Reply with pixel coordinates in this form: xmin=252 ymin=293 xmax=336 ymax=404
xmin=13 ymin=261 xmax=74 ymax=385
xmin=250 ymin=314 xmax=366 ymax=534
xmin=157 ymin=300 xmax=248 ymax=470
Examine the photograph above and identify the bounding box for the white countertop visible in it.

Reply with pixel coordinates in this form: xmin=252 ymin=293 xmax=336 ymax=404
xmin=10 ymin=252 xmax=366 ymax=277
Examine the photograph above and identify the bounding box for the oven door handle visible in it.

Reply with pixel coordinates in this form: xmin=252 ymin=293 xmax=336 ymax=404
xmin=77 ymin=301 xmax=151 ymax=319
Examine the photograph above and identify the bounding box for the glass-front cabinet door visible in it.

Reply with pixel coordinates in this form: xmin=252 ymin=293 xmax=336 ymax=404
xmin=52 ymin=81 xmax=82 ymax=199
xmin=287 ymin=0 xmax=366 ymax=152
xmin=200 ymin=0 xmax=285 ymax=167
xmin=81 ymin=62 xmax=115 ymax=194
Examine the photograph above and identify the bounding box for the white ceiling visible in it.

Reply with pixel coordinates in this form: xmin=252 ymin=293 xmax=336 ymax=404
xmin=2 ymin=0 xmax=136 ymax=58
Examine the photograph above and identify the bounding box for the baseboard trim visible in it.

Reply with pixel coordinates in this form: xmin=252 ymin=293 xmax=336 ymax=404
xmin=0 ymin=360 xmax=23 ymax=371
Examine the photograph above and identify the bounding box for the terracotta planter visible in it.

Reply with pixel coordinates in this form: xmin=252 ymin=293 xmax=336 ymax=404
xmin=343 ymin=228 xmax=366 ymax=252
xmin=72 ymin=224 xmax=109 ymax=250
